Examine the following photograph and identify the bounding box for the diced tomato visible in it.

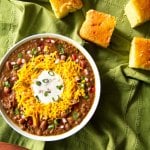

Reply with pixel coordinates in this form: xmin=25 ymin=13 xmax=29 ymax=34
xmin=90 ymin=86 xmax=95 ymax=93
xmin=45 ymin=38 xmax=52 ymax=43
xmin=71 ymin=54 xmax=77 ymax=61
xmin=79 ymin=60 xmax=86 ymax=68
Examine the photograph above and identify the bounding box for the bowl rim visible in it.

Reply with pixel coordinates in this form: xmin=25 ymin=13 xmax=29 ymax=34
xmin=0 ymin=33 xmax=101 ymax=141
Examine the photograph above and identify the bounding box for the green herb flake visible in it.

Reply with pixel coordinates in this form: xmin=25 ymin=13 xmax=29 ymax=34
xmin=13 ymin=64 xmax=19 ymax=70
xmin=48 ymin=71 xmax=54 ymax=76
xmin=56 ymin=85 xmax=63 ymax=90
xmin=3 ymin=81 xmax=11 ymax=88
xmin=44 ymin=91 xmax=49 ymax=97
xmin=56 ymin=44 xmax=64 ymax=54
xmin=35 ymin=95 xmax=40 ymax=101
xmin=31 ymin=48 xmax=38 ymax=56
xmin=42 ymin=79 xmax=49 ymax=83
xmin=36 ymin=81 xmax=41 ymax=86
xmin=48 ymin=124 xmax=55 ymax=129
xmin=84 ymin=95 xmax=89 ymax=100
xmin=14 ymin=108 xmax=19 ymax=115
xmin=18 ymin=53 xmax=23 ymax=58
xmin=54 ymin=119 xmax=59 ymax=126
xmin=80 ymin=83 xmax=85 ymax=89
xmin=72 ymin=111 xmax=79 ymax=120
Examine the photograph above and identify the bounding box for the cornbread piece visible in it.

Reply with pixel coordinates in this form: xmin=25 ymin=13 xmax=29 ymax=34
xmin=129 ymin=37 xmax=150 ymax=70
xmin=125 ymin=0 xmax=150 ymax=28
xmin=49 ymin=0 xmax=83 ymax=18
xmin=79 ymin=9 xmax=116 ymax=48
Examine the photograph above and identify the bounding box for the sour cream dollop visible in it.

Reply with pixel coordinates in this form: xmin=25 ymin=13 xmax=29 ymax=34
xmin=31 ymin=70 xmax=64 ymax=104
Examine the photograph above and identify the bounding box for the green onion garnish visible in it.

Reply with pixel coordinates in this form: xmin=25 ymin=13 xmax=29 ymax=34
xmin=44 ymin=91 xmax=49 ymax=97
xmin=3 ymin=81 xmax=11 ymax=88
xmin=13 ymin=64 xmax=19 ymax=70
xmin=18 ymin=53 xmax=23 ymax=58
xmin=36 ymin=81 xmax=41 ymax=86
xmin=42 ymin=79 xmax=49 ymax=83
xmin=48 ymin=124 xmax=55 ymax=129
xmin=48 ymin=71 xmax=54 ymax=76
xmin=72 ymin=111 xmax=79 ymax=120
xmin=56 ymin=44 xmax=64 ymax=54
xmin=56 ymin=85 xmax=63 ymax=90
xmin=14 ymin=108 xmax=19 ymax=115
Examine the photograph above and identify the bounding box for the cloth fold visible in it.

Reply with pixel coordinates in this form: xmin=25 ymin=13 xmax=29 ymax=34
xmin=0 ymin=0 xmax=150 ymax=149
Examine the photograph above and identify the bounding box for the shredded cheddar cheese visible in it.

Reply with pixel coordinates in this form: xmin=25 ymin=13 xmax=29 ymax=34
xmin=13 ymin=52 xmax=85 ymax=126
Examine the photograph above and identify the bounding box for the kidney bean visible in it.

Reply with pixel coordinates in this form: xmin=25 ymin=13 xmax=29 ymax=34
xmin=6 ymin=61 xmax=12 ymax=70
xmin=36 ymin=129 xmax=42 ymax=136
xmin=60 ymin=111 xmax=67 ymax=118
xmin=64 ymin=123 xmax=70 ymax=130
xmin=67 ymin=117 xmax=74 ymax=124
xmin=11 ymin=76 xmax=18 ymax=82
xmin=19 ymin=118 xmax=26 ymax=124
xmin=16 ymin=58 xmax=22 ymax=65
xmin=60 ymin=55 xmax=66 ymax=60
xmin=62 ymin=118 xmax=67 ymax=124
xmin=40 ymin=120 xmax=47 ymax=131
xmin=3 ymin=87 xmax=10 ymax=94
xmin=80 ymin=60 xmax=86 ymax=68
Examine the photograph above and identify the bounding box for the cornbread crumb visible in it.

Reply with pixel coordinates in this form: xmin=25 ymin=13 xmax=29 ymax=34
xmin=79 ymin=9 xmax=116 ymax=48
xmin=49 ymin=0 xmax=83 ymax=19
xmin=125 ymin=0 xmax=150 ymax=28
xmin=129 ymin=37 xmax=150 ymax=70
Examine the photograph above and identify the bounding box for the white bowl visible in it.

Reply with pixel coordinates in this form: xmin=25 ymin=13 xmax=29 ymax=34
xmin=0 ymin=33 xmax=101 ymax=141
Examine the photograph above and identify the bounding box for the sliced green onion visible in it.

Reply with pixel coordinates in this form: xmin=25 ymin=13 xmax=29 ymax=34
xmin=80 ymin=83 xmax=85 ymax=89
xmin=13 ymin=64 xmax=19 ymax=70
xmin=56 ymin=44 xmax=64 ymax=54
xmin=56 ymin=85 xmax=63 ymax=90
xmin=3 ymin=81 xmax=11 ymax=88
xmin=84 ymin=95 xmax=89 ymax=100
xmin=42 ymin=79 xmax=49 ymax=83
xmin=54 ymin=119 xmax=59 ymax=126
xmin=14 ymin=108 xmax=19 ymax=115
xmin=18 ymin=53 xmax=23 ymax=58
xmin=44 ymin=91 xmax=49 ymax=97
xmin=36 ymin=81 xmax=41 ymax=86
xmin=72 ymin=111 xmax=79 ymax=120
xmin=48 ymin=71 xmax=54 ymax=76
xmin=31 ymin=48 xmax=38 ymax=56
xmin=48 ymin=124 xmax=55 ymax=129
xmin=35 ymin=95 xmax=40 ymax=100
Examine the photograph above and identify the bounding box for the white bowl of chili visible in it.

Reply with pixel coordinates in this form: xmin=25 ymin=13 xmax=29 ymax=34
xmin=0 ymin=33 xmax=101 ymax=141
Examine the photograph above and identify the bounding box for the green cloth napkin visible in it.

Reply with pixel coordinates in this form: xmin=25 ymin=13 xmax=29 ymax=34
xmin=0 ymin=0 xmax=150 ymax=149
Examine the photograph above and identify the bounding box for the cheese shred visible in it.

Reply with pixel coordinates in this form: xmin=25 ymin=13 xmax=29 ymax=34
xmin=13 ymin=52 xmax=85 ymax=126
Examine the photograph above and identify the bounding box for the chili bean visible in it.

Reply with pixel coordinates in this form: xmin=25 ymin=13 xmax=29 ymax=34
xmin=62 ymin=118 xmax=67 ymax=124
xmin=78 ymin=54 xmax=84 ymax=60
xmin=60 ymin=125 xmax=64 ymax=129
xmin=60 ymin=111 xmax=67 ymax=118
xmin=64 ymin=123 xmax=70 ymax=130
xmin=67 ymin=117 xmax=74 ymax=124
xmin=83 ymin=69 xmax=89 ymax=75
xmin=60 ymin=55 xmax=66 ymax=60
xmin=36 ymin=129 xmax=42 ymax=136
xmin=21 ymin=59 xmax=26 ymax=64
xmin=19 ymin=118 xmax=26 ymax=124
xmin=80 ymin=60 xmax=86 ymax=68
xmin=11 ymin=76 xmax=18 ymax=82
xmin=3 ymin=87 xmax=10 ymax=94
xmin=16 ymin=58 xmax=22 ymax=65
xmin=6 ymin=61 xmax=12 ymax=70
xmin=40 ymin=120 xmax=47 ymax=131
